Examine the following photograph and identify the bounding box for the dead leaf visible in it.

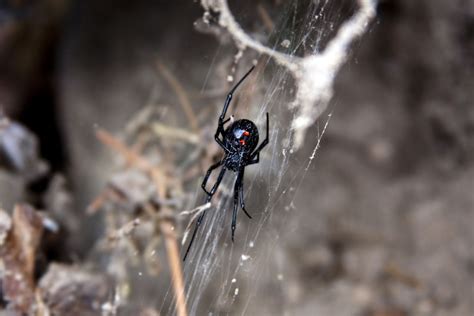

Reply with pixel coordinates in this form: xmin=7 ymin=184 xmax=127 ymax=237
xmin=0 ymin=204 xmax=44 ymax=314
xmin=38 ymin=263 xmax=112 ymax=316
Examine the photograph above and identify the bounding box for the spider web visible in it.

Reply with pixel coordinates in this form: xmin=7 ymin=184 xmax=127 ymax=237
xmin=159 ymin=1 xmax=375 ymax=315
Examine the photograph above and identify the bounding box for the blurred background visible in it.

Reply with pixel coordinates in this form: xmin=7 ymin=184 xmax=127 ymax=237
xmin=0 ymin=0 xmax=473 ymax=315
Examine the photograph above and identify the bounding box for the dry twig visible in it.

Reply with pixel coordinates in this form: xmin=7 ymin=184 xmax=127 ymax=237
xmin=257 ymin=4 xmax=274 ymax=33
xmin=156 ymin=60 xmax=200 ymax=134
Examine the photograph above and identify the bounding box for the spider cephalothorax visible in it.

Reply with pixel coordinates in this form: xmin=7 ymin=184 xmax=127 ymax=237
xmin=183 ymin=66 xmax=269 ymax=261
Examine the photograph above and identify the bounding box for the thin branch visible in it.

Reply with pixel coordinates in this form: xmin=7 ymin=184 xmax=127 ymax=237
xmin=257 ymin=4 xmax=274 ymax=33
xmin=146 ymin=173 xmax=188 ymax=316
xmin=87 ymin=187 xmax=127 ymax=215
xmin=155 ymin=60 xmax=200 ymax=133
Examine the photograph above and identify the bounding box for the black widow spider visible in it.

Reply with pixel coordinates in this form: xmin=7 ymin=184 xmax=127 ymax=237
xmin=183 ymin=66 xmax=269 ymax=261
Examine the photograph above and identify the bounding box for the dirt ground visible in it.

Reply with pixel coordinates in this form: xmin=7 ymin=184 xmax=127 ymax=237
xmin=0 ymin=0 xmax=473 ymax=315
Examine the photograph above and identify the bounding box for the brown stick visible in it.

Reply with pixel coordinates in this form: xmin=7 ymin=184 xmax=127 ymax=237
xmin=155 ymin=60 xmax=200 ymax=133
xmin=149 ymin=169 xmax=187 ymax=316
xmin=96 ymin=129 xmax=155 ymax=172
xmin=160 ymin=217 xmax=188 ymax=316
xmin=257 ymin=4 xmax=275 ymax=33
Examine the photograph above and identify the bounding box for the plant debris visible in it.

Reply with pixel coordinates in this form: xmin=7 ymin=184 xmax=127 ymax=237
xmin=0 ymin=204 xmax=43 ymax=314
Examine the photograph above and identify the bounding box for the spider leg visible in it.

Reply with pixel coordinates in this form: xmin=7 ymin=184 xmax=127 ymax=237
xmin=183 ymin=210 xmax=206 ymax=261
xmin=231 ymin=176 xmax=239 ymax=242
xmin=231 ymin=168 xmax=253 ymax=241
xmin=248 ymin=152 xmax=259 ymax=165
xmin=222 ymin=117 xmax=231 ymax=125
xmin=201 ymin=160 xmax=224 ymax=196
xmin=184 ymin=165 xmax=227 ymax=261
xmin=219 ymin=66 xmax=255 ymax=122
xmin=205 ymin=165 xmax=227 ymax=202
xmin=238 ymin=169 xmax=252 ymax=219
xmin=215 ymin=66 xmax=255 ymax=152
xmin=250 ymin=112 xmax=269 ymax=159
xmin=214 ymin=131 xmax=230 ymax=153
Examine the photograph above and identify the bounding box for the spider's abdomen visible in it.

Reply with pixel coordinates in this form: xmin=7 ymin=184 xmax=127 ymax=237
xmin=224 ymin=119 xmax=259 ymax=153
